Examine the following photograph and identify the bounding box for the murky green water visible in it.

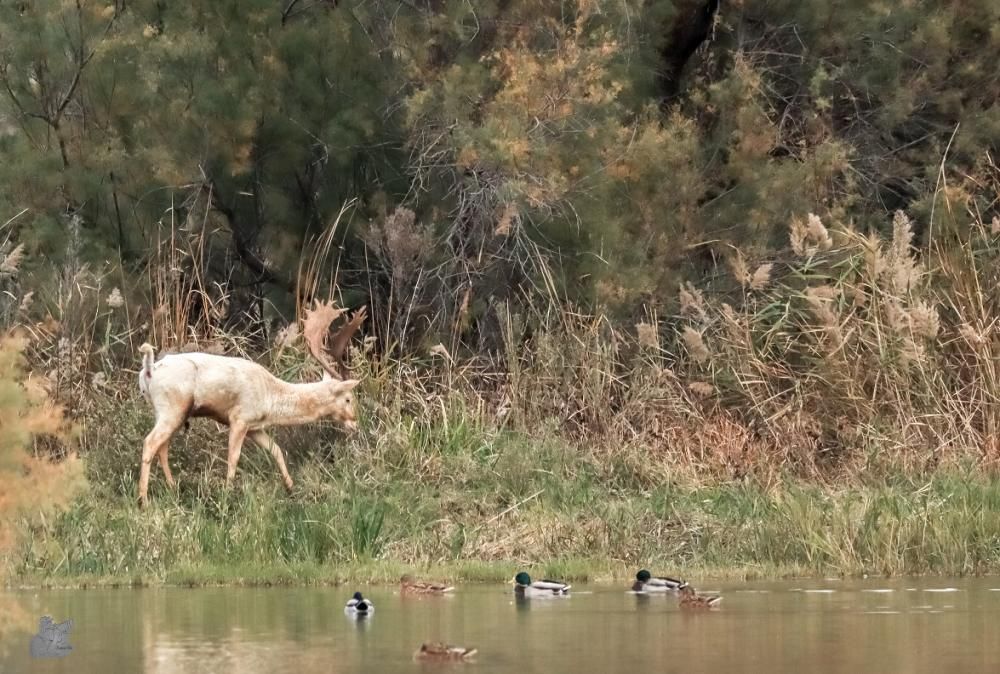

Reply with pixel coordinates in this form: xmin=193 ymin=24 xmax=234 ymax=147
xmin=3 ymin=577 xmax=1000 ymax=673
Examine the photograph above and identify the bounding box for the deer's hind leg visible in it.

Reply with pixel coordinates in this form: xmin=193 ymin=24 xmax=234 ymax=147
xmin=139 ymin=411 xmax=186 ymax=507
xmin=158 ymin=445 xmax=176 ymax=489
xmin=249 ymin=430 xmax=294 ymax=492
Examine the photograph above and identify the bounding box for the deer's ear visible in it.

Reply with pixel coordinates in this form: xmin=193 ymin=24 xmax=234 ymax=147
xmin=340 ymin=379 xmax=361 ymax=391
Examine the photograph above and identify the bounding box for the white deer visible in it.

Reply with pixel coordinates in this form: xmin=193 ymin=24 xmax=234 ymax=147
xmin=136 ymin=301 xmax=366 ymax=507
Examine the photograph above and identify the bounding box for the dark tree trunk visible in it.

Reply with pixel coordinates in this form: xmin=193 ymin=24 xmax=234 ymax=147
xmin=658 ymin=0 xmax=720 ymax=102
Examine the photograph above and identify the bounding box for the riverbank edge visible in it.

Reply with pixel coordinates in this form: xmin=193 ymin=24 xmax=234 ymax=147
xmin=7 ymin=559 xmax=995 ymax=592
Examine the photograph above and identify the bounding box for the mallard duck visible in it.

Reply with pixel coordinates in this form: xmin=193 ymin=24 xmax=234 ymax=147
xmin=413 ymin=642 xmax=478 ymax=661
xmin=513 ymin=571 xmax=571 ymax=597
xmin=344 ymin=591 xmax=374 ymax=616
xmin=678 ymin=583 xmax=722 ymax=609
xmin=401 ymin=574 xmax=455 ymax=595
xmin=632 ymin=569 xmax=684 ymax=593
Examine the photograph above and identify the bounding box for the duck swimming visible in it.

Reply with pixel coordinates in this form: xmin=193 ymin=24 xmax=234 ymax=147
xmin=632 ymin=569 xmax=684 ymax=593
xmin=513 ymin=571 xmax=571 ymax=597
xmin=400 ymin=574 xmax=455 ymax=595
xmin=678 ymin=583 xmax=722 ymax=609
xmin=344 ymin=591 xmax=374 ymax=616
xmin=414 ymin=642 xmax=478 ymax=661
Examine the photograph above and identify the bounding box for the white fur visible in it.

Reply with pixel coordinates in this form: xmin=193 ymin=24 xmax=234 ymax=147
xmin=136 ymin=343 xmax=359 ymax=506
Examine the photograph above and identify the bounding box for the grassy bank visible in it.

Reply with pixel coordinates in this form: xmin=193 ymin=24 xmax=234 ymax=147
xmin=6 ymin=211 xmax=1000 ymax=587
xmin=9 ymin=448 xmax=1000 ymax=587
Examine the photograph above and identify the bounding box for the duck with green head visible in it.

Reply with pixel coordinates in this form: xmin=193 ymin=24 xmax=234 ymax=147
xmin=513 ymin=571 xmax=571 ymax=597
xmin=632 ymin=569 xmax=684 ymax=593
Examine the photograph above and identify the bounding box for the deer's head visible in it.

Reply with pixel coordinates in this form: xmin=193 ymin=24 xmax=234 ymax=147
xmin=303 ymin=300 xmax=368 ymax=432
xmin=320 ymin=378 xmax=360 ymax=431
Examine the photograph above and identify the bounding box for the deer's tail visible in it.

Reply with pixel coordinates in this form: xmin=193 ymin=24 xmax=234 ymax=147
xmin=138 ymin=343 xmax=156 ymax=397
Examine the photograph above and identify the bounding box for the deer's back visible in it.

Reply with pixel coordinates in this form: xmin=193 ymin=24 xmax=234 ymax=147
xmin=147 ymin=353 xmax=280 ymax=418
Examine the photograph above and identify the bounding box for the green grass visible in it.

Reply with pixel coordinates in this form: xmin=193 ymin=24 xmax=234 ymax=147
xmin=8 ymin=440 xmax=1000 ymax=588
xmin=8 ymin=339 xmax=1000 ymax=589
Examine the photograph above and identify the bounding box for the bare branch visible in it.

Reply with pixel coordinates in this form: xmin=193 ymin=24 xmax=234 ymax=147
xmin=0 ymin=65 xmax=48 ymax=127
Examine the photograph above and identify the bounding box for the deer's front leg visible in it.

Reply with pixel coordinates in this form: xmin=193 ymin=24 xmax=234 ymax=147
xmin=226 ymin=420 xmax=249 ymax=486
xmin=249 ymin=430 xmax=294 ymax=492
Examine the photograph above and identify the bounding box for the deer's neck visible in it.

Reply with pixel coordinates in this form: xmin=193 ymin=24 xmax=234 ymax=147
xmin=265 ymin=380 xmax=334 ymax=426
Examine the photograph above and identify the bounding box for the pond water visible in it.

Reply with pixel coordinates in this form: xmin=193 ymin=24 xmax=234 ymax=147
xmin=2 ymin=577 xmax=1000 ymax=673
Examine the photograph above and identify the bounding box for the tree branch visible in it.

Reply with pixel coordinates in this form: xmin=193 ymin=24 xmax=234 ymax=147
xmin=207 ymin=180 xmax=296 ymax=294
xmin=0 ymin=65 xmax=47 ymax=130
xmin=281 ymin=0 xmax=302 ymax=25
xmin=54 ymin=1 xmax=117 ymax=122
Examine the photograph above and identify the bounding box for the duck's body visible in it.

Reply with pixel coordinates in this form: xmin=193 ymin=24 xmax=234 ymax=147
xmin=401 ymin=574 xmax=455 ymax=595
xmin=631 ymin=569 xmax=684 ymax=593
xmin=513 ymin=571 xmax=571 ymax=597
xmin=678 ymin=583 xmax=722 ymax=609
xmin=345 ymin=592 xmax=374 ymax=616
xmin=414 ymin=642 xmax=478 ymax=661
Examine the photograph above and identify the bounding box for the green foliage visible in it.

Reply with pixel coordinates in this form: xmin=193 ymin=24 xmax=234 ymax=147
xmin=2 ymin=0 xmax=999 ymax=588
xmin=0 ymin=0 xmax=993 ymax=340
xmin=349 ymin=497 xmax=386 ymax=560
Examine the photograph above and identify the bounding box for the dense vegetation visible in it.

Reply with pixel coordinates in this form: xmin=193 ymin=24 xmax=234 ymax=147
xmin=2 ymin=0 xmax=997 ymax=334
xmin=0 ymin=337 xmax=82 ymax=630
xmin=1 ymin=0 xmax=999 ymax=583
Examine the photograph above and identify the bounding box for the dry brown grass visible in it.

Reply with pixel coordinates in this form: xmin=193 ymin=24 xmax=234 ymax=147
xmin=2 ymin=195 xmax=1000 ymax=490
